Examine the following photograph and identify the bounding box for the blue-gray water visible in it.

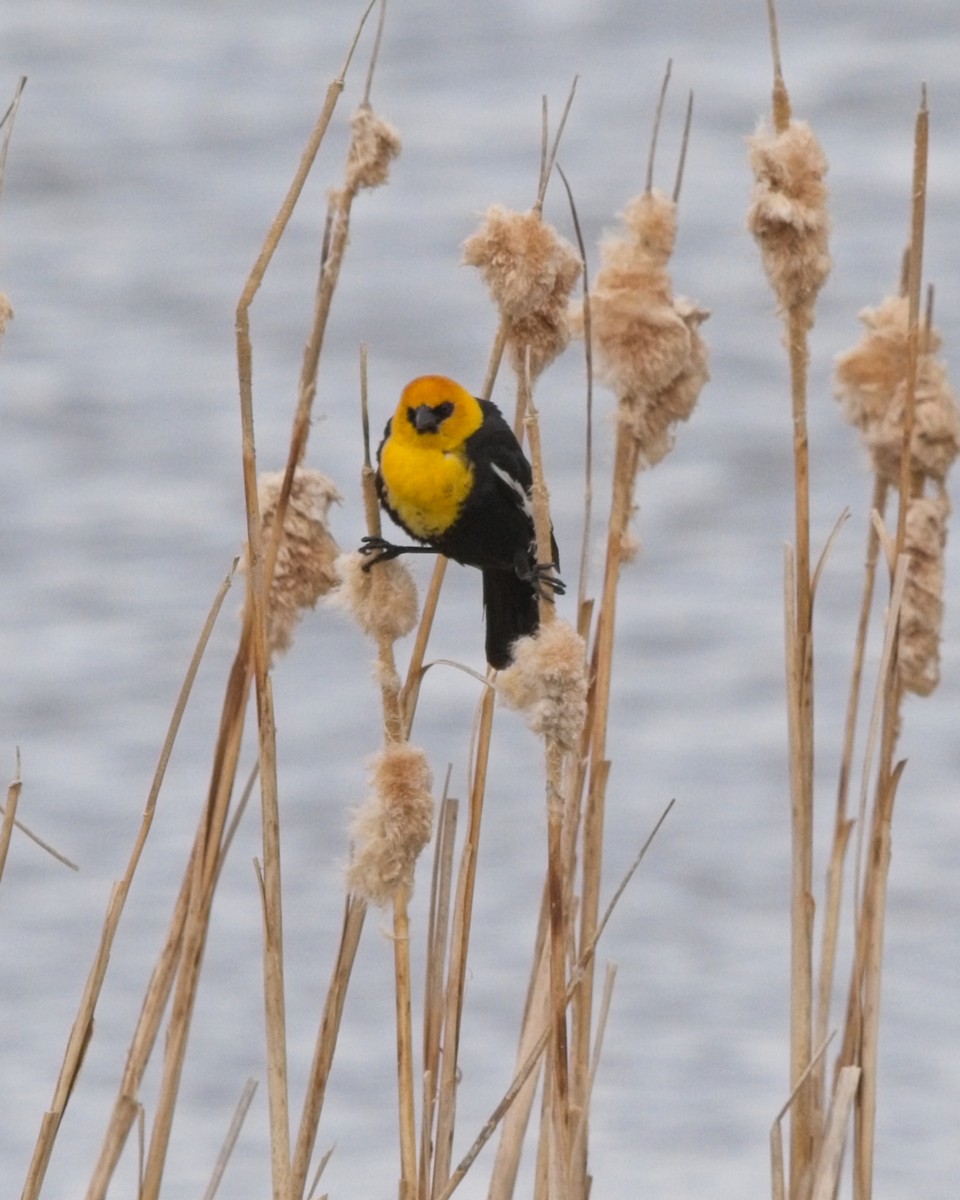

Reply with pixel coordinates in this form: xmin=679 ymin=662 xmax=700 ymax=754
xmin=2 ymin=2 xmax=959 ymax=1197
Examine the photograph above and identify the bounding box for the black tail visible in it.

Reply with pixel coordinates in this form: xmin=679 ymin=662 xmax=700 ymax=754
xmin=482 ymin=568 xmax=539 ymax=670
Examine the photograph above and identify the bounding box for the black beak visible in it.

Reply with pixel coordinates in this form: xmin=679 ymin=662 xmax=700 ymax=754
xmin=412 ymin=404 xmax=442 ymax=433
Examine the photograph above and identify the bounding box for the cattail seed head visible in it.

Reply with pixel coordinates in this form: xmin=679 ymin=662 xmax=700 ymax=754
xmin=344 ymin=104 xmax=401 ymax=194
xmin=576 ymin=189 xmax=710 ymax=468
xmin=747 ymin=119 xmax=831 ymax=326
xmin=462 ymin=204 xmax=582 ymax=380
xmin=835 ymin=295 xmax=960 ymax=486
xmin=496 ymin=619 xmax=587 ymax=753
xmin=331 ymin=551 xmax=419 ymax=644
xmin=246 ymin=468 xmax=342 ymax=660
xmin=899 ymin=489 xmax=950 ymax=696
xmin=347 ymin=742 xmax=434 ymax=906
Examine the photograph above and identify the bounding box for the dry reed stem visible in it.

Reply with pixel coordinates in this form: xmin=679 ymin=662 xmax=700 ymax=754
xmin=393 ymin=889 xmax=418 ymax=1200
xmin=421 ymin=793 xmax=458 ymax=1199
xmin=569 ymin=962 xmax=617 ymax=1182
xmin=290 ymin=897 xmax=367 ymax=1198
xmin=20 ymin=566 xmax=235 ymax=1200
xmin=893 ymin=90 xmax=928 ymax=557
xmin=750 ymin=15 xmax=833 ymax=1187
xmin=849 ymin=94 xmax=929 ymax=1200
xmin=0 ymin=748 xmax=21 ymax=885
xmin=516 ymin=354 xmax=575 ymax=1193
xmin=431 ymin=684 xmax=496 ymax=1194
xmin=488 ymin=928 xmax=550 ymax=1199
xmin=350 ymin=358 xmax=424 ymax=1200
xmin=234 ymin=19 xmax=387 ymax=1195
xmin=201 ymin=1077 xmax=259 ymax=1200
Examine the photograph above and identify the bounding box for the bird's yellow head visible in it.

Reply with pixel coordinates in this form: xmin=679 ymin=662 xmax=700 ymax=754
xmin=391 ymin=375 xmax=484 ymax=453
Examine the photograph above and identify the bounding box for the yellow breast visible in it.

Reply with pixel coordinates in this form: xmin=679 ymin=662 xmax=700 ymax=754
xmin=380 ymin=437 xmax=474 ymax=540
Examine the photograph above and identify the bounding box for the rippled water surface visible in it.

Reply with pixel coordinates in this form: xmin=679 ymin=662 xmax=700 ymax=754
xmin=2 ymin=2 xmax=959 ymax=1197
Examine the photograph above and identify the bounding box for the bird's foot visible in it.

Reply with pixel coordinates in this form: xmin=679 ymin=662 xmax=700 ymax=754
xmin=526 ymin=562 xmax=566 ymax=601
xmin=358 ymin=535 xmax=404 ymax=571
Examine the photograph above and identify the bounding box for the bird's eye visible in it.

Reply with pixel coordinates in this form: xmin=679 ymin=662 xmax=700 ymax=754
xmin=434 ymin=401 xmax=454 ymax=420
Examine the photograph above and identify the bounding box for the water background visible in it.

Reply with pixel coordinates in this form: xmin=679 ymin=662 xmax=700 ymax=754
xmin=2 ymin=2 xmax=959 ymax=1197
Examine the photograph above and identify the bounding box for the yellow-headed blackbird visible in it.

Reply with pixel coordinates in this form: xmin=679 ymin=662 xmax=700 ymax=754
xmin=360 ymin=374 xmax=563 ymax=669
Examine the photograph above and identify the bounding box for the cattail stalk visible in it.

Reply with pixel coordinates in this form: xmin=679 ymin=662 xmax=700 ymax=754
xmin=749 ymin=8 xmax=831 ymax=1188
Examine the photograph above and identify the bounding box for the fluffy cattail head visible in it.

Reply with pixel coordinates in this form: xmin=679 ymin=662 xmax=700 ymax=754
xmin=747 ymin=119 xmax=831 ymax=326
xmin=247 ymin=468 xmax=342 ymax=660
xmin=575 ymin=188 xmax=710 ymax=467
xmin=835 ymin=295 xmax=960 ymax=486
xmin=582 ymin=189 xmax=690 ymax=400
xmin=344 ymin=104 xmax=401 ymax=193
xmin=331 ymin=551 xmax=419 ymax=643
xmin=347 ymin=742 xmax=434 ymax=905
xmin=462 ymin=204 xmax=582 ymax=380
xmin=496 ymin=619 xmax=587 ymax=752
xmin=899 ymin=490 xmax=950 ymax=696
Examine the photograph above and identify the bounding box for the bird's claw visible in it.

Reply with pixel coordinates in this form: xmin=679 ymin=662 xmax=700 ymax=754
xmin=359 ymin=535 xmax=400 ymax=571
xmin=531 ymin=562 xmax=566 ymax=601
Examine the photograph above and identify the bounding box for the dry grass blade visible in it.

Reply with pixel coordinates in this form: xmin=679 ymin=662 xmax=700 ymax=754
xmin=0 ymin=75 xmax=26 ymax=203
xmin=201 ymin=1078 xmax=259 ymax=1200
xmin=811 ymin=1067 xmax=860 ymax=1200
xmin=768 ymin=1033 xmax=835 ymax=1200
xmin=21 ymin=565 xmax=235 ymax=1200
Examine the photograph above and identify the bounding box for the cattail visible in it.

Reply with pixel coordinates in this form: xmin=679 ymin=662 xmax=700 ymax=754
xmin=347 ymin=742 xmax=434 ymax=905
xmin=747 ymin=119 xmax=831 ymax=327
xmin=249 ymin=468 xmax=342 ymax=660
xmin=496 ymin=619 xmax=587 ymax=753
xmin=343 ymin=103 xmax=402 ymax=194
xmin=330 ymin=550 xmax=419 ymax=644
xmin=0 ymin=292 xmax=12 ymax=345
xmin=899 ymin=489 xmax=950 ymax=696
xmin=835 ymin=294 xmax=960 ymax=486
xmin=463 ymin=204 xmax=582 ymax=380
xmin=575 ymin=188 xmax=710 ymax=467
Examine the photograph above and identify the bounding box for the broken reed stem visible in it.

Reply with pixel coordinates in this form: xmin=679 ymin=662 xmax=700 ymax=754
xmin=0 ymin=749 xmax=22 ymax=886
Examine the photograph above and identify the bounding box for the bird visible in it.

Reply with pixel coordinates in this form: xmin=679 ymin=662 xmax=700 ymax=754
xmin=359 ymin=374 xmax=563 ymax=669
